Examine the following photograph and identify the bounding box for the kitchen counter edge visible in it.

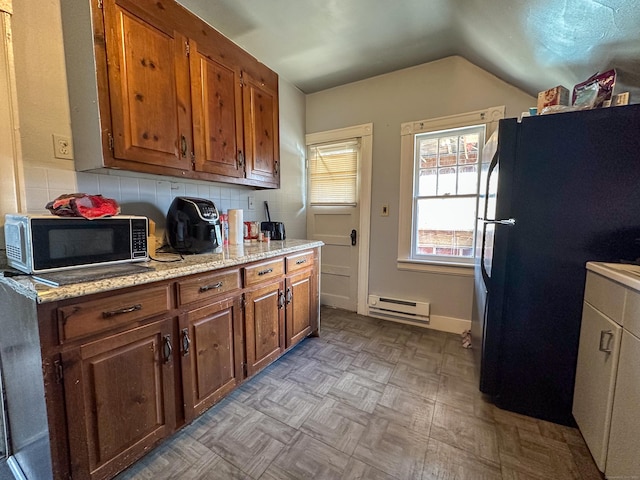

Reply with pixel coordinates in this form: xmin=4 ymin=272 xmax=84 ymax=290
xmin=1 ymin=239 xmax=324 ymax=303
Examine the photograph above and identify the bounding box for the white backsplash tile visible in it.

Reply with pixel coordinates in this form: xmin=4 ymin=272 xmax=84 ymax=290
xmin=22 ymin=166 xmax=307 ymax=239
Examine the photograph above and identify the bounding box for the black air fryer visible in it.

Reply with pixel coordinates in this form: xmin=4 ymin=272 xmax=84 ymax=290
xmin=166 ymin=197 xmax=222 ymax=253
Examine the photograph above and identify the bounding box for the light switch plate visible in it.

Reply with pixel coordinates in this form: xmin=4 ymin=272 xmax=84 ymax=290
xmin=248 ymin=196 xmax=255 ymax=210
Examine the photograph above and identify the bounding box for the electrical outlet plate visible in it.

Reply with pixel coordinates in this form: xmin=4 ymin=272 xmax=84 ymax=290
xmin=248 ymin=196 xmax=255 ymax=210
xmin=53 ymin=134 xmax=73 ymax=160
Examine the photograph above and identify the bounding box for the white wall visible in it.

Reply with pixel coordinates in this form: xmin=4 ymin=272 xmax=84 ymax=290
xmin=10 ymin=0 xmax=307 ymax=245
xmin=306 ymin=56 xmax=535 ymax=324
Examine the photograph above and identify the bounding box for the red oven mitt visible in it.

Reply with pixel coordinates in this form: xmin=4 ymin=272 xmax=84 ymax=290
xmin=46 ymin=193 xmax=121 ymax=219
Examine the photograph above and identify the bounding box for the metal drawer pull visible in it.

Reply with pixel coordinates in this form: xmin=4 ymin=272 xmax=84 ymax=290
xmin=163 ymin=334 xmax=173 ymax=364
xmin=199 ymin=281 xmax=223 ymax=292
xmin=102 ymin=304 xmax=142 ymax=318
xmin=258 ymin=268 xmax=273 ymax=276
xmin=599 ymin=330 xmax=614 ymax=353
xmin=295 ymin=259 xmax=307 ymax=265
xmin=181 ymin=328 xmax=191 ymax=356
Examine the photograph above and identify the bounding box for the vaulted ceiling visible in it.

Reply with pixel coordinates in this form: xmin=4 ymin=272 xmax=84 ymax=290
xmin=178 ymin=0 xmax=640 ymax=100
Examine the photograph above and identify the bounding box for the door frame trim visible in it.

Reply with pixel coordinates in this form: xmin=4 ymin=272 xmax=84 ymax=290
xmin=306 ymin=123 xmax=372 ymax=315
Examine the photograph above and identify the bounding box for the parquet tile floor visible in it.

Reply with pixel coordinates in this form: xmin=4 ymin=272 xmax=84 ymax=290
xmin=115 ymin=306 xmax=603 ymax=480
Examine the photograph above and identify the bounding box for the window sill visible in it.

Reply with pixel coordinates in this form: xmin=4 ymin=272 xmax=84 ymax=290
xmin=397 ymin=259 xmax=474 ymax=276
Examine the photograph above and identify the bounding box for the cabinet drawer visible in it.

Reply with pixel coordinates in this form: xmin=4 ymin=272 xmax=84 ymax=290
xmin=585 ymin=272 xmax=625 ymax=325
xmin=285 ymin=250 xmax=314 ymax=273
xmin=244 ymin=258 xmax=284 ymax=287
xmin=177 ymin=269 xmax=241 ymax=306
xmin=57 ymin=284 xmax=172 ymax=343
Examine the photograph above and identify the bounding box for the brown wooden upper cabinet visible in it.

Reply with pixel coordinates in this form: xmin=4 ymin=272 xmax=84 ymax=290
xmin=61 ymin=0 xmax=280 ymax=189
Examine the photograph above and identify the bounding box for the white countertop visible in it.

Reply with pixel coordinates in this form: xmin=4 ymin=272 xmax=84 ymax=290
xmin=587 ymin=262 xmax=640 ymax=293
xmin=1 ymin=239 xmax=323 ymax=303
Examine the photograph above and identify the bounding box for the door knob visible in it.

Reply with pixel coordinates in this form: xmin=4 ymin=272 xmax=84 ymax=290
xmin=350 ymin=229 xmax=357 ymax=246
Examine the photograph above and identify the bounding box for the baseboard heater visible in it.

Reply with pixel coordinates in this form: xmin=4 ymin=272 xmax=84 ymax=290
xmin=367 ymin=295 xmax=430 ymax=325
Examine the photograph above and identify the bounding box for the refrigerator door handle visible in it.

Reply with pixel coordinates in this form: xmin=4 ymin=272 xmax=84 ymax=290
xmin=482 ymin=218 xmax=516 ymax=226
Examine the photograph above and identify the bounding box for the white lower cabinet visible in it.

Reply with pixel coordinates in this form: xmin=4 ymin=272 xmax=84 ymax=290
xmin=605 ymin=330 xmax=640 ymax=479
xmin=574 ymin=266 xmax=640 ymax=479
xmin=572 ymin=302 xmax=622 ymax=471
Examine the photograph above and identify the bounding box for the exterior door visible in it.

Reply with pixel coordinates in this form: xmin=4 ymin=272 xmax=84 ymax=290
xmin=306 ymin=125 xmax=372 ymax=313
xmin=307 ymin=205 xmax=359 ymax=311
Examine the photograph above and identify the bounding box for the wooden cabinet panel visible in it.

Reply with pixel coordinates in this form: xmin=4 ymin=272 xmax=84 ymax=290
xmin=62 ymin=318 xmax=176 ymax=480
xmin=285 ymin=269 xmax=314 ymax=348
xmin=242 ymin=72 xmax=280 ymax=187
xmin=180 ymin=296 xmax=243 ymax=421
xmin=190 ymin=41 xmax=245 ymax=178
xmin=103 ymin=0 xmax=192 ymax=170
xmin=57 ymin=284 xmax=172 ymax=343
xmin=177 ymin=268 xmax=241 ymax=306
xmin=244 ymin=258 xmax=285 ymax=287
xmin=244 ymin=280 xmax=285 ymax=376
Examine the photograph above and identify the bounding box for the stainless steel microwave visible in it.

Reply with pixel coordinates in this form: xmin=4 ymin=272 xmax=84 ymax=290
xmin=4 ymin=214 xmax=149 ymax=274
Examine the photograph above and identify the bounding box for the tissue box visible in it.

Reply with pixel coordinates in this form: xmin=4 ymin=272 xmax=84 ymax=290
xmin=537 ymin=86 xmax=570 ymax=113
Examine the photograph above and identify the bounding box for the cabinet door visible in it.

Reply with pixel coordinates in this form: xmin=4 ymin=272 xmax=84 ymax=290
xmin=242 ymin=72 xmax=280 ymax=187
xmin=606 ymin=331 xmax=640 ymax=478
xmin=180 ymin=296 xmax=243 ymax=422
xmin=572 ymin=302 xmax=622 ymax=472
xmin=103 ymin=0 xmax=192 ymax=170
xmin=244 ymin=280 xmax=285 ymax=376
xmin=190 ymin=41 xmax=245 ymax=178
xmin=62 ymin=318 xmax=176 ymax=480
xmin=285 ymin=269 xmax=314 ymax=348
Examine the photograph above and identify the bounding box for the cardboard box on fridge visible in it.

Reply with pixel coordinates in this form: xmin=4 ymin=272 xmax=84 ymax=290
xmin=537 ymin=86 xmax=570 ymax=113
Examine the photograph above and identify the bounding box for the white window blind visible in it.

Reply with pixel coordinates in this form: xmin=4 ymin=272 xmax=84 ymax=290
xmin=308 ymin=139 xmax=359 ymax=205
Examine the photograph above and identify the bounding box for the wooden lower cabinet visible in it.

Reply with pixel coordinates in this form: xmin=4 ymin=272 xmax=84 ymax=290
xmin=244 ymin=279 xmax=285 ymax=376
xmin=62 ymin=318 xmax=176 ymax=480
xmin=37 ymin=248 xmax=320 ymax=479
xmin=285 ymin=269 xmax=314 ymax=348
xmin=180 ymin=295 xmax=243 ymax=422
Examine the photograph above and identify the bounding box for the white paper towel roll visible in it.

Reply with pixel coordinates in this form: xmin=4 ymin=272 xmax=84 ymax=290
xmin=228 ymin=209 xmax=243 ymax=245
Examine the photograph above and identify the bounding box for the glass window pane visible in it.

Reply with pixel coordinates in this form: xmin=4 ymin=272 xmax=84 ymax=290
xmin=438 ymin=137 xmax=457 ymax=166
xmin=437 ymin=167 xmax=456 ymax=195
xmin=418 ymin=168 xmax=437 ymax=196
xmin=459 ymin=134 xmax=479 ymax=165
xmin=418 ymin=138 xmax=438 ymax=169
xmin=415 ymin=197 xmax=476 ymax=258
xmin=457 ymin=165 xmax=478 ymax=194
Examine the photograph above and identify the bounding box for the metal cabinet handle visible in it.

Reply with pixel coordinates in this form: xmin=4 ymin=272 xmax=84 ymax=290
xmin=163 ymin=334 xmax=173 ymax=364
xmin=278 ymin=291 xmax=285 ymax=309
xmin=599 ymin=330 xmax=614 ymax=353
xmin=102 ymin=304 xmax=142 ymax=318
xmin=286 ymin=287 xmax=292 ymax=305
xmin=181 ymin=328 xmax=191 ymax=356
xmin=199 ymin=281 xmax=223 ymax=292
xmin=238 ymin=151 xmax=245 ymax=168
xmin=274 ymin=160 xmax=279 ymax=176
xmin=295 ymin=259 xmax=307 ymax=265
xmin=258 ymin=268 xmax=273 ymax=276
xmin=181 ymin=135 xmax=187 ymax=157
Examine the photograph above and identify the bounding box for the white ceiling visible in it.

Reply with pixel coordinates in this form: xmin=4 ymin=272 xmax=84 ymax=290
xmin=178 ymin=0 xmax=640 ymax=99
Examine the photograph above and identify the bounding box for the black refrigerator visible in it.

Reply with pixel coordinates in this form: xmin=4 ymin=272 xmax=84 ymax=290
xmin=471 ymin=103 xmax=640 ymax=426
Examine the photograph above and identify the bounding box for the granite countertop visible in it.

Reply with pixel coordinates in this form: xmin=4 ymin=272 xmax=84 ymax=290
xmin=1 ymin=239 xmax=323 ymax=304
xmin=587 ymin=261 xmax=640 ymax=293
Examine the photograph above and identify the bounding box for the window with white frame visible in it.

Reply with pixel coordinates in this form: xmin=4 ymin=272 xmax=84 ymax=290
xmin=398 ymin=107 xmax=504 ymax=272
xmin=414 ymin=126 xmax=484 ymax=260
